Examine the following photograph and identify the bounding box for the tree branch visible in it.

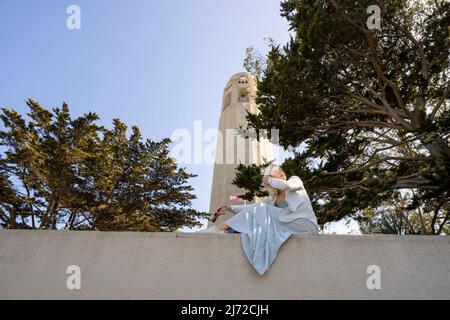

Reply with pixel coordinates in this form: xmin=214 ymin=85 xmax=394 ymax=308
xmin=396 ymin=24 xmax=429 ymax=79
xmin=320 ymin=156 xmax=431 ymax=176
xmin=430 ymin=85 xmax=450 ymax=120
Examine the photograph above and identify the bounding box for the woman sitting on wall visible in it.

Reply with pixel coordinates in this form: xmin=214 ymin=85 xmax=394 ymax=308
xmin=209 ymin=164 xmax=319 ymax=275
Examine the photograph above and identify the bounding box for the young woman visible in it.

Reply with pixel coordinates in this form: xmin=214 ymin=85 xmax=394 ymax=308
xmin=212 ymin=164 xmax=318 ymax=275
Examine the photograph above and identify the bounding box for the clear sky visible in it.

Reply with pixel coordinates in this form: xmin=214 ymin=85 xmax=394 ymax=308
xmin=0 ymin=0 xmax=359 ymax=233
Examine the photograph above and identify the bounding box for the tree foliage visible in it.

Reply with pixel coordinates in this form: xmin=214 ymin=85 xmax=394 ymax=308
xmin=238 ymin=0 xmax=450 ymax=234
xmin=0 ymin=99 xmax=207 ymax=231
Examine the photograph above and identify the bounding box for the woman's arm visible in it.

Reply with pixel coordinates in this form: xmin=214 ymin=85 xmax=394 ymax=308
xmin=229 ymin=204 xmax=250 ymax=214
xmin=267 ymin=176 xmax=303 ymax=191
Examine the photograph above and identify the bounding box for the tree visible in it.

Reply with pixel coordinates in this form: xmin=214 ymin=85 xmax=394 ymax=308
xmin=358 ymin=189 xmax=450 ymax=234
xmin=232 ymin=163 xmax=270 ymax=201
xmin=237 ymin=0 xmax=450 ymax=234
xmin=0 ymin=99 xmax=207 ymax=231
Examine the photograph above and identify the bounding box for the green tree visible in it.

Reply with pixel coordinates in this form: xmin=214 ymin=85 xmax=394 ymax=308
xmin=237 ymin=0 xmax=450 ymax=234
xmin=358 ymin=189 xmax=450 ymax=234
xmin=0 ymin=99 xmax=207 ymax=231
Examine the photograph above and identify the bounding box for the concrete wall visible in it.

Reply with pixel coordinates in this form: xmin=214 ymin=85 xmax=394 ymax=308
xmin=0 ymin=230 xmax=449 ymax=299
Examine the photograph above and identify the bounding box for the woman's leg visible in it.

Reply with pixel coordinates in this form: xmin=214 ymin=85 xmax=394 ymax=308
xmin=217 ymin=222 xmax=230 ymax=230
xmin=281 ymin=218 xmax=318 ymax=235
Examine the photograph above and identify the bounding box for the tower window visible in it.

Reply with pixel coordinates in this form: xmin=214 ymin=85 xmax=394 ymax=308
xmin=238 ymin=88 xmax=249 ymax=102
xmin=239 ymin=76 xmax=248 ymax=84
xmin=223 ymin=92 xmax=232 ymax=109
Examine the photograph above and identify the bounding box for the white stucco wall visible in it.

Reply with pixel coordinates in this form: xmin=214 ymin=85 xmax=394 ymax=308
xmin=0 ymin=230 xmax=449 ymax=299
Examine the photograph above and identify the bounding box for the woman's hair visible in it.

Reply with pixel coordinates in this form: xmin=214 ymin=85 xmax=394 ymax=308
xmin=261 ymin=164 xmax=281 ymax=196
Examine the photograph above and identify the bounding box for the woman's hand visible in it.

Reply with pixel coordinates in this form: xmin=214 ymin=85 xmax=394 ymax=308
xmin=215 ymin=205 xmax=230 ymax=215
xmin=211 ymin=205 xmax=230 ymax=222
xmin=262 ymin=175 xmax=271 ymax=184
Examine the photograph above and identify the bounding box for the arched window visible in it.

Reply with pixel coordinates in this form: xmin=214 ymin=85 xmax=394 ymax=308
xmin=223 ymin=92 xmax=232 ymax=109
xmin=239 ymin=76 xmax=247 ymax=84
xmin=238 ymin=88 xmax=249 ymax=102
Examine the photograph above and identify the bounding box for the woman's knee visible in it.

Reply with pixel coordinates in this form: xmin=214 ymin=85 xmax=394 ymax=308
xmin=217 ymin=222 xmax=229 ymax=230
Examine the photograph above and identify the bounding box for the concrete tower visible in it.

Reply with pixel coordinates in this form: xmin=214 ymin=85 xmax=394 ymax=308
xmin=208 ymin=72 xmax=274 ymax=217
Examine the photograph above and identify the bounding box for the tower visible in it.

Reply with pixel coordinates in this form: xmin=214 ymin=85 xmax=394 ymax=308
xmin=208 ymin=72 xmax=274 ymax=218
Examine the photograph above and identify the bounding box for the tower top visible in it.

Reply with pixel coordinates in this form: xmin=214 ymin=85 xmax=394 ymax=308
xmin=224 ymin=72 xmax=256 ymax=92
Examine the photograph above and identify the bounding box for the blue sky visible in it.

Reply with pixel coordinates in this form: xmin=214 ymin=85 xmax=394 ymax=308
xmin=0 ymin=0 xmax=292 ymax=227
xmin=0 ymin=0 xmax=359 ymax=233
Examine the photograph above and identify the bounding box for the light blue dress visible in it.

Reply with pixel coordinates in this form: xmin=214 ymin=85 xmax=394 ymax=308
xmin=224 ymin=201 xmax=318 ymax=275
